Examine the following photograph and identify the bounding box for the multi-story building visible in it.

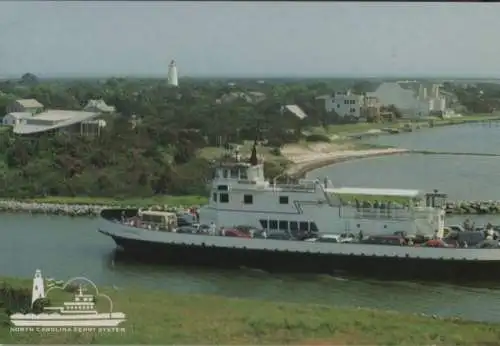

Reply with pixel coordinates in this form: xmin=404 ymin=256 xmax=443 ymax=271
xmin=316 ymin=90 xmax=380 ymax=120
xmin=316 ymin=90 xmax=364 ymax=119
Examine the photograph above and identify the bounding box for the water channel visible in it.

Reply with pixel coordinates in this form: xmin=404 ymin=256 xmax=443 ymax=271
xmin=3 ymin=122 xmax=500 ymax=323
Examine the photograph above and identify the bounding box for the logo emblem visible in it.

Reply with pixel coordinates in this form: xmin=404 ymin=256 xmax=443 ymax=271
xmin=9 ymin=269 xmax=126 ymax=333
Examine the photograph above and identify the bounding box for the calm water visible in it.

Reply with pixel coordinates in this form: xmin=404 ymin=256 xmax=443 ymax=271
xmin=3 ymin=123 xmax=500 ymax=323
xmin=309 ymin=123 xmax=500 ymax=201
xmin=2 ymin=213 xmax=500 ymax=323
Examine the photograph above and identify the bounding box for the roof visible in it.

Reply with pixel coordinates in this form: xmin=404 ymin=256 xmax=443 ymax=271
xmin=15 ymin=99 xmax=43 ymax=108
xmin=5 ymin=112 xmax=31 ymax=119
xmin=84 ymin=99 xmax=116 ymax=113
xmin=13 ymin=110 xmax=99 ymax=135
xmin=327 ymin=187 xmax=423 ymax=198
xmin=281 ymin=104 xmax=308 ymax=120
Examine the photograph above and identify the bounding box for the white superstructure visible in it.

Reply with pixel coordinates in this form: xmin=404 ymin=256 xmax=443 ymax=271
xmin=198 ymin=147 xmax=445 ymax=238
xmin=167 ymin=60 xmax=178 ymax=87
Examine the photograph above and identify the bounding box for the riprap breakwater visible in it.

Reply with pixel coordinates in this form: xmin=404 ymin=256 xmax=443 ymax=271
xmin=0 ymin=200 xmax=190 ymax=217
xmin=1 ymin=199 xmax=500 ymax=218
xmin=444 ymin=201 xmax=500 ymax=215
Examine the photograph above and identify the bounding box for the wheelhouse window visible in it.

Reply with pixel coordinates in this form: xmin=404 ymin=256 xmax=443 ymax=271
xmin=269 ymin=220 xmax=278 ymax=230
xmin=310 ymin=222 xmax=319 ymax=232
xmin=279 ymin=196 xmax=289 ymax=204
xmin=290 ymin=221 xmax=298 ymax=232
xmin=240 ymin=170 xmax=248 ymax=180
xmin=299 ymin=221 xmax=309 ymax=231
xmin=220 ymin=193 xmax=229 ymax=203
xmin=259 ymin=219 xmax=268 ymax=229
xmin=230 ymin=168 xmax=239 ymax=179
xmin=278 ymin=220 xmax=288 ymax=231
xmin=243 ymin=194 xmax=253 ymax=204
xmin=217 ymin=185 xmax=228 ymax=191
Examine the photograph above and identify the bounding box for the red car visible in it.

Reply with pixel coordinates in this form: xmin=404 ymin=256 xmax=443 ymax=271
xmin=223 ymin=229 xmax=251 ymax=238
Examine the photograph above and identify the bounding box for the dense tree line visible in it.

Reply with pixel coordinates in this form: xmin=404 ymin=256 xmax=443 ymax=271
xmin=0 ymin=75 xmax=361 ymax=199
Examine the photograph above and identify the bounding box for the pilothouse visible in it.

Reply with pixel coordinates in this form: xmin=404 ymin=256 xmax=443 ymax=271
xmin=198 ymin=143 xmax=446 ymax=238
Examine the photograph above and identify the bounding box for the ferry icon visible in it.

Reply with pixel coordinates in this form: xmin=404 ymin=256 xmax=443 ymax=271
xmin=10 ymin=269 xmax=126 ymax=328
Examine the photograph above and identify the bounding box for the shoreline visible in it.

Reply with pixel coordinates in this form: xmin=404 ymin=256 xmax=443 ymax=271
xmin=285 ymin=148 xmax=410 ymax=178
xmin=1 ymin=276 xmax=499 ymax=344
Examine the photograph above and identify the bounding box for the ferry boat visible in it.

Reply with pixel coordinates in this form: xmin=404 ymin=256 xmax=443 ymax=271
xmin=98 ymin=144 xmax=500 ymax=282
xmin=10 ymin=270 xmax=125 ymax=327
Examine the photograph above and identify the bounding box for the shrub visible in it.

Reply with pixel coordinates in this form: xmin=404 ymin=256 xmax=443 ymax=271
xmin=305 ymin=134 xmax=331 ymax=143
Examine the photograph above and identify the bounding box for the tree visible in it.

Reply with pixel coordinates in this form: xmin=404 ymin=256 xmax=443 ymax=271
xmin=20 ymin=73 xmax=39 ymax=85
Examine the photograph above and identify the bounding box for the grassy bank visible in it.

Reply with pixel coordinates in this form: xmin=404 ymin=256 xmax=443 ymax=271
xmin=23 ymin=195 xmax=208 ymax=207
xmin=310 ymin=113 xmax=500 ymax=136
xmin=1 ymin=278 xmax=499 ymax=344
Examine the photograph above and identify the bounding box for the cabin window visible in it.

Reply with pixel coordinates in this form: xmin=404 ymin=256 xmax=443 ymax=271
xmin=212 ymin=193 xmax=217 ymax=202
xmin=279 ymin=196 xmax=289 ymax=204
xmin=230 ymin=168 xmax=239 ymax=179
xmin=260 ymin=219 xmax=268 ymax=229
xmin=222 ymin=169 xmax=229 ymax=178
xmin=278 ymin=220 xmax=288 ymax=231
xmin=243 ymin=194 xmax=253 ymax=204
xmin=219 ymin=193 xmax=229 ymax=203
xmin=299 ymin=221 xmax=309 ymax=231
xmin=269 ymin=220 xmax=278 ymax=230
xmin=310 ymin=222 xmax=318 ymax=232
xmin=290 ymin=221 xmax=298 ymax=232
xmin=240 ymin=170 xmax=248 ymax=180
xmin=217 ymin=185 xmax=228 ymax=191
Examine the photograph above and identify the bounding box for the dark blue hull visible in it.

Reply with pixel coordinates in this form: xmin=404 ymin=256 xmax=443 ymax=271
xmin=101 ymin=231 xmax=500 ymax=283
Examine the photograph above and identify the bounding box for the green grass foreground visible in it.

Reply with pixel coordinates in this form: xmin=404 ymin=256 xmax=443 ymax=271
xmin=1 ymin=278 xmax=499 ymax=345
xmin=23 ymin=195 xmax=208 ymax=207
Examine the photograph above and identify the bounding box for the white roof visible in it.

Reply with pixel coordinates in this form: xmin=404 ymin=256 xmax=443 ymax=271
xmin=13 ymin=110 xmax=99 ymax=134
xmin=16 ymin=98 xmax=43 ymax=108
xmin=5 ymin=112 xmax=31 ymax=119
xmin=84 ymin=99 xmax=115 ymax=112
xmin=282 ymin=104 xmax=308 ymax=119
xmin=328 ymin=187 xmax=423 ymax=198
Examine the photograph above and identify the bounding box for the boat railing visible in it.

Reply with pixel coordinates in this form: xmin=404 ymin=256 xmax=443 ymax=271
xmin=275 ymin=183 xmax=316 ymax=193
xmin=353 ymin=208 xmax=432 ymax=220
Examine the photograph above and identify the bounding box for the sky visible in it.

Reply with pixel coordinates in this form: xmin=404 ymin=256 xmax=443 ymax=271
xmin=0 ymin=2 xmax=499 ymax=78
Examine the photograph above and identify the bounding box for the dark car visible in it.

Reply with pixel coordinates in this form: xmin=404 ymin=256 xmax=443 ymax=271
xmin=254 ymin=232 xmax=294 ymax=240
xmin=177 ymin=213 xmax=197 ymax=227
xmin=176 ymin=226 xmax=198 ymax=234
xmin=361 ymin=235 xmax=405 ymax=246
xmin=444 ymin=231 xmax=485 ymax=247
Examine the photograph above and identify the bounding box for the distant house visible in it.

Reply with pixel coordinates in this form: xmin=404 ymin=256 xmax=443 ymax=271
xmin=2 ymin=112 xmax=32 ymax=126
xmin=83 ymin=99 xmax=116 ymax=114
xmin=365 ymin=82 xmax=440 ymax=118
xmin=316 ymin=90 xmax=365 ymax=119
xmin=216 ymin=91 xmax=267 ymax=104
xmin=6 ymin=99 xmax=43 ymax=115
xmin=12 ymin=110 xmax=105 ymax=137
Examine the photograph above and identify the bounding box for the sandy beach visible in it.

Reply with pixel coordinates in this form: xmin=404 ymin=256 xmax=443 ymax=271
xmin=282 ymin=143 xmax=409 ymax=177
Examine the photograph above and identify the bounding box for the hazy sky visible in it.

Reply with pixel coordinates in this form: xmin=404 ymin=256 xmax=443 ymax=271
xmin=1 ymin=2 xmax=499 ymax=78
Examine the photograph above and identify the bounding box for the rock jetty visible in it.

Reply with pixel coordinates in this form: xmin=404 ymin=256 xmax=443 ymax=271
xmin=0 ymin=200 xmax=105 ymax=217
xmin=1 ymin=199 xmax=500 ymax=217
xmin=0 ymin=200 xmax=194 ymax=218
xmin=444 ymin=201 xmax=500 ymax=215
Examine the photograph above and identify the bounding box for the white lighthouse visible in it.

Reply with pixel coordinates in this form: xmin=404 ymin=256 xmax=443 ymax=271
xmin=32 ymin=269 xmax=45 ymax=306
xmin=167 ymin=60 xmax=178 ymax=87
